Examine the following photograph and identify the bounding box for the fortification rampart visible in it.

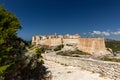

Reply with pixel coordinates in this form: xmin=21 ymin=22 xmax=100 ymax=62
xmin=32 ymin=34 xmax=108 ymax=56
xmin=63 ymin=39 xmax=79 ymax=45
xmin=32 ymin=36 xmax=62 ymax=46
xmin=32 ymin=34 xmax=80 ymax=46
xmin=78 ymin=38 xmax=106 ymax=56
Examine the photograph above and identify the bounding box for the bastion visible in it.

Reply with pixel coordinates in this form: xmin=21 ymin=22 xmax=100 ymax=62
xmin=32 ymin=34 xmax=109 ymax=56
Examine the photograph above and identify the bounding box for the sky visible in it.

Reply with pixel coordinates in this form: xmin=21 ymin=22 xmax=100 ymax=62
xmin=0 ymin=0 xmax=120 ymax=40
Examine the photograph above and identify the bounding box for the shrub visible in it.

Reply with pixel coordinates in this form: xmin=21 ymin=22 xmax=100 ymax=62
xmin=0 ymin=64 xmax=11 ymax=76
xmin=54 ymin=45 xmax=64 ymax=51
xmin=56 ymin=51 xmax=69 ymax=56
xmin=35 ymin=47 xmax=45 ymax=54
xmin=66 ymin=44 xmax=72 ymax=46
xmin=101 ymin=57 xmax=120 ymax=62
xmin=75 ymin=49 xmax=91 ymax=55
xmin=56 ymin=50 xmax=91 ymax=57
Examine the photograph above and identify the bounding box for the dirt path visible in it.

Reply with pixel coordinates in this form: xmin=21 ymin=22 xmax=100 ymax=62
xmin=43 ymin=59 xmax=112 ymax=80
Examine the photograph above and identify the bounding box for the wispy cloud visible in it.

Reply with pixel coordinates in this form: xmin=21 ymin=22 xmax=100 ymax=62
xmin=82 ymin=30 xmax=120 ymax=40
xmin=91 ymin=30 xmax=110 ymax=36
xmin=89 ymin=29 xmax=120 ymax=37
xmin=111 ymin=31 xmax=120 ymax=35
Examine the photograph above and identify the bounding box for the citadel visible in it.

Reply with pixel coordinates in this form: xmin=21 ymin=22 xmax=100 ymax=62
xmin=32 ymin=34 xmax=109 ymax=56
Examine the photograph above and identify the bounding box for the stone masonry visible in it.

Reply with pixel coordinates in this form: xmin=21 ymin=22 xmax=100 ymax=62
xmin=32 ymin=34 xmax=109 ymax=56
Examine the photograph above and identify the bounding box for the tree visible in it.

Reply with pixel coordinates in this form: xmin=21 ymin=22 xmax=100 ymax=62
xmin=0 ymin=5 xmax=22 ymax=76
xmin=0 ymin=5 xmax=48 ymax=80
xmin=0 ymin=5 xmax=21 ymax=41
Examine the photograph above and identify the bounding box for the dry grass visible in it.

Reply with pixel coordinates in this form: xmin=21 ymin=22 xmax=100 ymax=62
xmin=67 ymin=71 xmax=72 ymax=73
xmin=98 ymin=72 xmax=105 ymax=77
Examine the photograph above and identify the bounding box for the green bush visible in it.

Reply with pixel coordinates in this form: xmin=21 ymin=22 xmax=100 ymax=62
xmin=35 ymin=47 xmax=45 ymax=54
xmin=56 ymin=51 xmax=68 ymax=56
xmin=66 ymin=44 xmax=72 ymax=46
xmin=101 ymin=57 xmax=120 ymax=62
xmin=0 ymin=64 xmax=11 ymax=76
xmin=75 ymin=49 xmax=91 ymax=55
xmin=54 ymin=45 xmax=64 ymax=51
xmin=56 ymin=50 xmax=91 ymax=57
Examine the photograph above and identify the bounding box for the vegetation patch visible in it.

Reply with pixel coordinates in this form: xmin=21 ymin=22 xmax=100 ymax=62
xmin=105 ymin=41 xmax=120 ymax=52
xmin=75 ymin=50 xmax=91 ymax=55
xmin=66 ymin=44 xmax=73 ymax=46
xmin=0 ymin=64 xmax=11 ymax=76
xmin=0 ymin=6 xmax=47 ymax=80
xmin=35 ymin=47 xmax=45 ymax=54
xmin=56 ymin=50 xmax=91 ymax=57
xmin=101 ymin=57 xmax=120 ymax=62
xmin=54 ymin=45 xmax=64 ymax=51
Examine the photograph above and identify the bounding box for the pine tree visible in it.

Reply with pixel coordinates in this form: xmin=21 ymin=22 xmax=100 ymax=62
xmin=0 ymin=5 xmax=22 ymax=76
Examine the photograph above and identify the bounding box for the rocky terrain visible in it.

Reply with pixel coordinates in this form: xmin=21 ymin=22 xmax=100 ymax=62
xmin=43 ymin=59 xmax=112 ymax=80
xmin=42 ymin=52 xmax=120 ymax=80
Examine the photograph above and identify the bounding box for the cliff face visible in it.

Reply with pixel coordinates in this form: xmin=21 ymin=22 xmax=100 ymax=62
xmin=32 ymin=35 xmax=109 ymax=56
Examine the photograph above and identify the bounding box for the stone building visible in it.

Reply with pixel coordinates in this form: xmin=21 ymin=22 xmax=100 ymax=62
xmin=32 ymin=34 xmax=110 ymax=56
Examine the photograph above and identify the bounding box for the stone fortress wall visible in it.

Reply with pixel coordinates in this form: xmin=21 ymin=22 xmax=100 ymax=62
xmin=78 ymin=38 xmax=106 ymax=56
xmin=32 ymin=34 xmax=108 ymax=56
